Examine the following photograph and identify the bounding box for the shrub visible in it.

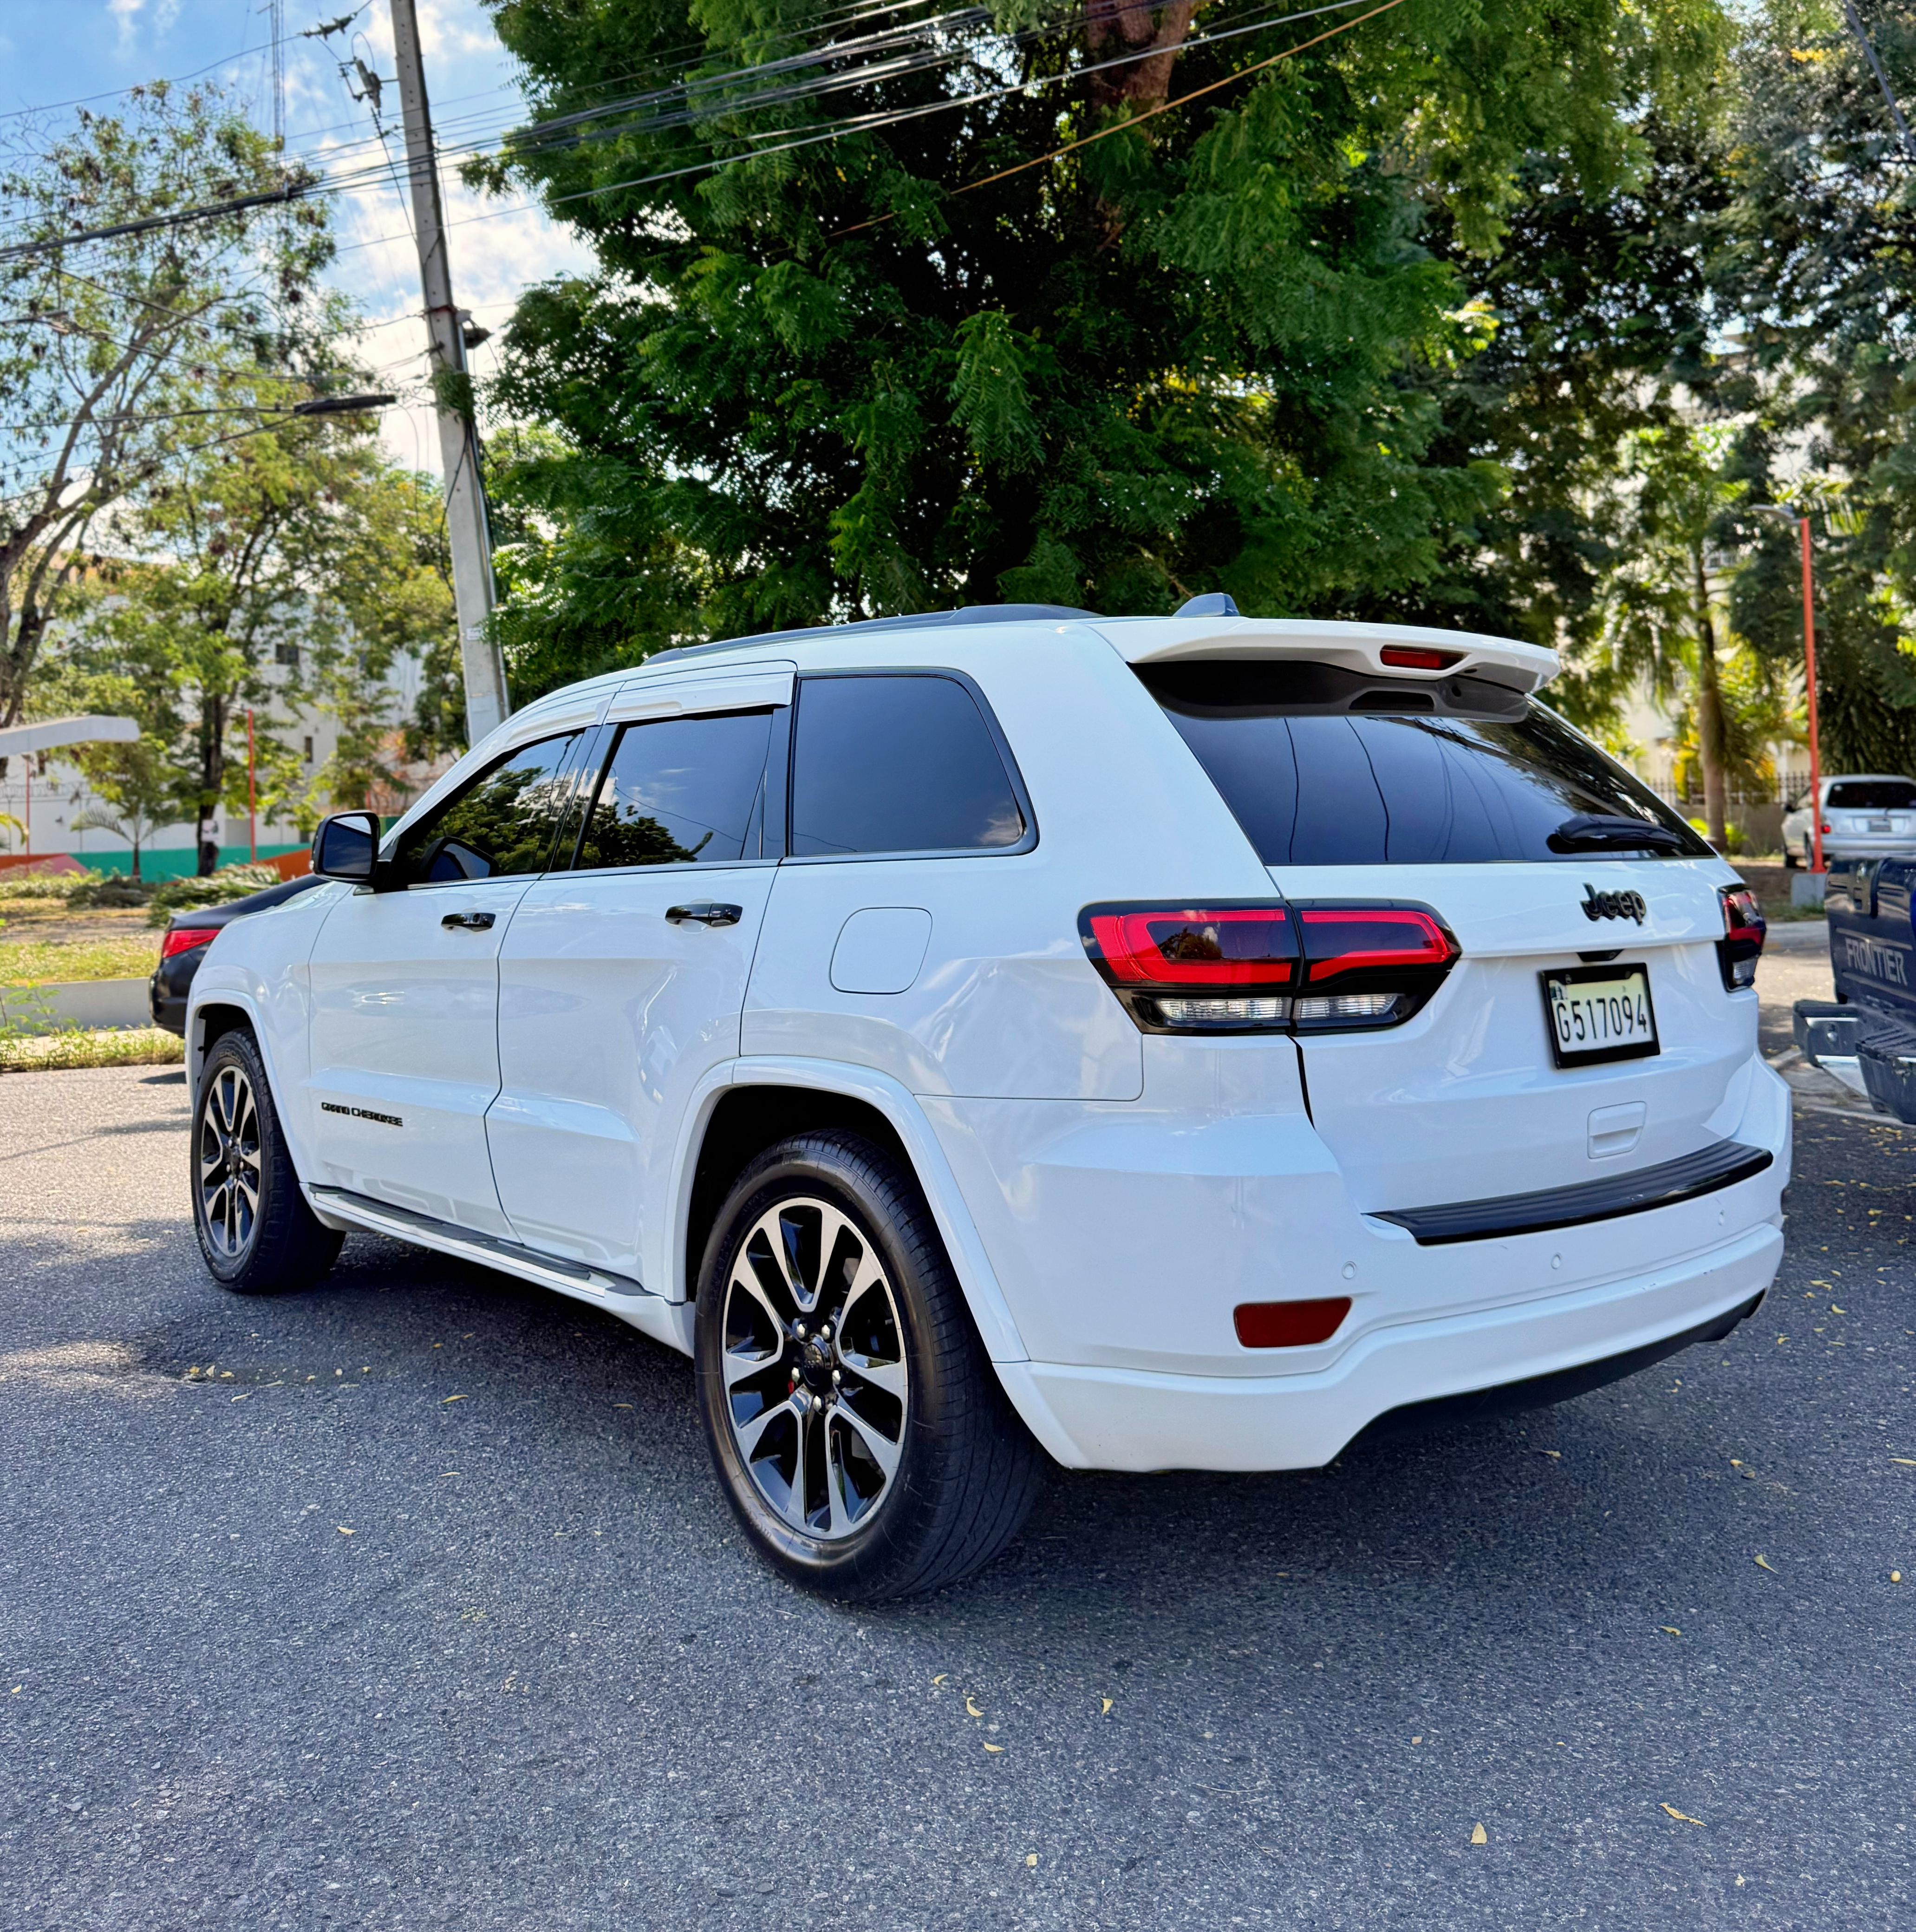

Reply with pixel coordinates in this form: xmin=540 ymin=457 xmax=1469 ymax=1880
xmin=146 ymin=864 xmax=284 ymax=925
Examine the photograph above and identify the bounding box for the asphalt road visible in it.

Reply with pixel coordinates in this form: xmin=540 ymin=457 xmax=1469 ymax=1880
xmin=3 ymin=941 xmax=1913 ymax=1931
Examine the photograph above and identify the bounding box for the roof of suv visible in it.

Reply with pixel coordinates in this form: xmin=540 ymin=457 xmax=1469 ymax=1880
xmin=528 ymin=607 xmax=1557 ymax=718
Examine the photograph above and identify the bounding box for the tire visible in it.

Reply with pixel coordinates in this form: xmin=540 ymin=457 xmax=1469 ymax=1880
xmin=695 ymin=1130 xmax=1045 ymax=1600
xmin=192 ymin=1029 xmax=343 ymax=1294
xmin=1784 ymin=844 xmax=1799 ymax=870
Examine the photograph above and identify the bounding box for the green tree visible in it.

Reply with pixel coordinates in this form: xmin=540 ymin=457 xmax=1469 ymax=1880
xmin=1716 ymin=0 xmax=1916 ymax=773
xmin=473 ymin=0 xmax=1730 ymax=700
xmin=1601 ymin=424 xmax=1755 ymax=846
xmin=74 ymin=382 xmax=452 ymax=868
xmin=69 ymin=736 xmax=173 ymax=880
xmin=0 ymin=82 xmax=327 ymax=738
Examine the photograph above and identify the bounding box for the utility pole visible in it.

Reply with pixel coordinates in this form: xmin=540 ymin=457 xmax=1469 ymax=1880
xmin=388 ymin=0 xmax=510 ymax=746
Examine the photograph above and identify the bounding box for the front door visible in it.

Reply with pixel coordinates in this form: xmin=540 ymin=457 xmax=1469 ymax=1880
xmin=488 ymin=672 xmax=790 ymax=1285
xmin=305 ymin=729 xmax=588 ymax=1234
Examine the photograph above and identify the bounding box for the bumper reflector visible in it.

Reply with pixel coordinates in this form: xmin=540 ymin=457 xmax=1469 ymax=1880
xmin=1233 ymin=1297 xmax=1351 ymax=1348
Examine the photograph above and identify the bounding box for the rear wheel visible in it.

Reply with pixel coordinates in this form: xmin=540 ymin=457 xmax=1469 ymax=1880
xmin=695 ymin=1130 xmax=1044 ymax=1599
xmin=193 ymin=1030 xmax=342 ymax=1293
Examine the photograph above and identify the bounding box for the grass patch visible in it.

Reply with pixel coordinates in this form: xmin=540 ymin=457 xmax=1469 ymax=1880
xmin=0 ymin=1026 xmax=183 ymax=1073
xmin=0 ymin=934 xmax=159 ymax=986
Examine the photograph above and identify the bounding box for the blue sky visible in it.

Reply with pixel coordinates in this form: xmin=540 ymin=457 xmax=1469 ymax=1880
xmin=2 ymin=0 xmax=592 ymax=466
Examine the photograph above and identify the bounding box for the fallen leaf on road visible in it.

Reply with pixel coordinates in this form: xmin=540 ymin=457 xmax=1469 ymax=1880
xmin=1754 ymin=1553 xmax=1778 ymax=1573
xmin=983 ymin=1743 xmax=1004 ymax=1754
xmin=1101 ymin=1698 xmax=1114 ymax=1716
xmin=966 ymin=1696 xmax=984 ymax=1718
xmin=1025 ymin=1854 xmax=1037 ymax=1867
xmin=1660 ymin=1626 xmax=1681 ymax=1636
xmin=1893 ymin=1571 xmax=1904 ymax=1584
xmin=1831 ymin=1306 xmax=1845 ymax=1314
xmin=1470 ymin=1824 xmax=1487 ymax=1846
xmin=1892 ymin=1459 xmax=1916 ymax=1467
xmin=1662 ymin=1805 xmax=1704 ymax=1827
xmin=1539 ymin=1449 xmax=1561 ymax=1458
xmin=337 ymin=1527 xmax=354 ymax=1535
xmin=443 ymin=1395 xmax=468 ymax=1404
xmin=9 ymin=1686 xmax=19 ymax=1695
xmin=931 ymin=1674 xmax=947 ymax=1685
xmin=230 ymin=1394 xmax=246 ymax=1402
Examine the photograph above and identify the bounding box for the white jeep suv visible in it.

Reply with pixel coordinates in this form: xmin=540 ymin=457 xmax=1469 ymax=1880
xmin=186 ymin=603 xmax=1789 ymax=1598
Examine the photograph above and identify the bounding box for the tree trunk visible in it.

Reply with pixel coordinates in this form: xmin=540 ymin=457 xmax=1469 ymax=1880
xmin=1692 ymin=545 xmax=1728 ymax=852
xmin=196 ymin=693 xmax=227 ymax=875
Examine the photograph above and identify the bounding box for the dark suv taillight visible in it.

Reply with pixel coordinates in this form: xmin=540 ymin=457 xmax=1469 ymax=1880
xmin=1718 ymin=884 xmax=1765 ymax=991
xmin=1079 ymin=900 xmax=1458 ymax=1034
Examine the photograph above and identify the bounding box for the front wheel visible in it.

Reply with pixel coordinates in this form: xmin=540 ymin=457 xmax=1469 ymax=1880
xmin=695 ymin=1130 xmax=1044 ymax=1599
xmin=1783 ymin=843 xmax=1800 ymax=870
xmin=193 ymin=1030 xmax=343 ymax=1293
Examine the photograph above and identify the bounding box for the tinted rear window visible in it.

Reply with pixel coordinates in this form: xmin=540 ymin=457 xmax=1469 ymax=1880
xmin=790 ymin=673 xmax=1027 ymax=857
xmin=1143 ymin=661 xmax=1708 ymax=866
xmin=1828 ymin=779 xmax=1916 ymax=809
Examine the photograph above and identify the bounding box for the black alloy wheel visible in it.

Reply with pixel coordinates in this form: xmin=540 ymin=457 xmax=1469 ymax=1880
xmin=695 ymin=1130 xmax=1044 ymax=1599
xmin=192 ymin=1029 xmax=343 ymax=1293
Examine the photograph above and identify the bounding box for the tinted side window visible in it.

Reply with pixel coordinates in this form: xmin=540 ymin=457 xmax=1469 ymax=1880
xmin=790 ymin=674 xmax=1026 ymax=857
xmin=573 ymin=710 xmax=776 ymax=870
xmin=1143 ymin=662 xmax=1708 ymax=865
xmin=391 ymin=733 xmax=581 ymax=885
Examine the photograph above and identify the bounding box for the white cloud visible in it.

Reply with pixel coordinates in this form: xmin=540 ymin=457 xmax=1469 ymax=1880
xmin=106 ymin=0 xmax=143 ymax=50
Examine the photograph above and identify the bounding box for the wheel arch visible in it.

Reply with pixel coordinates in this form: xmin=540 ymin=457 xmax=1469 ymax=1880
xmin=675 ymin=1060 xmax=1030 ymax=1366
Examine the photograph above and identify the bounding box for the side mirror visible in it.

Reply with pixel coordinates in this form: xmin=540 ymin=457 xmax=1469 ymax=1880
xmin=313 ymin=810 xmax=381 ymax=882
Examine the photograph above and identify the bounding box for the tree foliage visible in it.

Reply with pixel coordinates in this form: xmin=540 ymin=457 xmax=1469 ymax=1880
xmin=0 ymin=82 xmax=328 ymax=736
xmin=474 ymin=0 xmax=1729 ymax=699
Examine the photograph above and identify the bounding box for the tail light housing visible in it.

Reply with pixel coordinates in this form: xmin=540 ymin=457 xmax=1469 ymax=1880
xmin=1079 ymin=900 xmax=1457 ymax=1034
xmin=160 ymin=926 xmax=218 ymax=960
xmin=1717 ymin=884 xmax=1765 ymax=991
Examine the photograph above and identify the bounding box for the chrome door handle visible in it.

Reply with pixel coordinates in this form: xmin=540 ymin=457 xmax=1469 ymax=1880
xmin=441 ymin=911 xmax=497 ymax=931
xmin=665 ymin=901 xmax=743 ymax=928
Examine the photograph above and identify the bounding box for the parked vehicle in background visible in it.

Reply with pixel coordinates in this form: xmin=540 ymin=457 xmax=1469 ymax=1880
xmin=1783 ymin=776 xmax=1916 ymax=868
xmin=182 ymin=604 xmax=1789 ymax=1599
xmin=1792 ymin=856 xmax=1916 ymax=1121
xmin=150 ymin=874 xmax=327 ymax=1035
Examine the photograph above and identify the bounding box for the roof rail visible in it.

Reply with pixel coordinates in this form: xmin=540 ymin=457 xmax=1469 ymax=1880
xmin=645 ymin=603 xmax=1100 ymax=667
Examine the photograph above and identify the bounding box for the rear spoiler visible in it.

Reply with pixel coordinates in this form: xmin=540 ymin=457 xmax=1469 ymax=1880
xmin=1091 ymin=617 xmax=1558 ymax=695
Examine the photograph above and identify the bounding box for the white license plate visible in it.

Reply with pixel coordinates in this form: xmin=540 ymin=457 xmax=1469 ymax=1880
xmin=1542 ymin=964 xmax=1659 ymax=1068
xmin=1867 ymin=817 xmax=1893 ymax=833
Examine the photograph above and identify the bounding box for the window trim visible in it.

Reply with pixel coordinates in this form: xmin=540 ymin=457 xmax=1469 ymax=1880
xmin=783 ymin=666 xmax=1039 ymax=864
xmin=378 ymin=728 xmax=590 ymax=892
xmin=555 ymin=705 xmax=789 ymax=877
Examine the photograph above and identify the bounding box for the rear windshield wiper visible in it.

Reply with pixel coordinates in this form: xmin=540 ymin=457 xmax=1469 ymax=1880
xmin=1548 ymin=813 xmax=1690 ymax=854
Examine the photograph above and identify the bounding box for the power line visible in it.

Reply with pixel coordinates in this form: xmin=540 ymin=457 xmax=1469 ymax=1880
xmin=0 ymin=0 xmax=1388 ymax=267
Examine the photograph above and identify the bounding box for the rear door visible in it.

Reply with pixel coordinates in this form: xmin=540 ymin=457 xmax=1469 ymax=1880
xmin=487 ymin=668 xmax=791 ymax=1282
xmin=1143 ymin=660 xmax=1751 ymax=1212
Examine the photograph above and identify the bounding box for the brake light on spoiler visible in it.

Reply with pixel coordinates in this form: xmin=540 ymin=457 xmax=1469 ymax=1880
xmin=1080 ymin=901 xmax=1459 ymax=1035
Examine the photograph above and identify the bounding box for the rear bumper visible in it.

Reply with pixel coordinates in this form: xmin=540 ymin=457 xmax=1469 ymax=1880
xmin=997 ymin=1220 xmax=1782 ymax=1471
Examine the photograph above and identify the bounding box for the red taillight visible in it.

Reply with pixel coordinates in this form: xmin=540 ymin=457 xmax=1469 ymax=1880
xmin=161 ymin=926 xmax=217 ymax=959
xmin=1085 ymin=907 xmax=1297 ymax=986
xmin=1718 ymin=884 xmax=1765 ymax=991
xmin=1297 ymin=907 xmax=1456 ymax=982
xmin=1234 ymin=1298 xmax=1351 ymax=1347
xmin=1079 ymin=900 xmax=1457 ymax=1033
xmin=1379 ymin=646 xmax=1462 ymax=671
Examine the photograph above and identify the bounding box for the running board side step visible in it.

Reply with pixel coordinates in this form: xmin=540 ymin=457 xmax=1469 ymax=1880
xmin=306 ymin=1186 xmax=695 ymax=1353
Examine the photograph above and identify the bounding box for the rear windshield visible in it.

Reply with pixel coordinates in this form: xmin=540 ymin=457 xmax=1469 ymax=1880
xmin=1828 ymin=779 xmax=1916 ymax=809
xmin=1142 ymin=661 xmax=1710 ymax=867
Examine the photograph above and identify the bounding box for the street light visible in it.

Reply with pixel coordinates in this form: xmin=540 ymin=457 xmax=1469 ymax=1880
xmin=1747 ymin=503 xmax=1825 ymax=875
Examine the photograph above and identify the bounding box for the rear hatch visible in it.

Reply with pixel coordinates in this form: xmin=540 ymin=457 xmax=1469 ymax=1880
xmin=1132 ymin=642 xmax=1755 ymax=1215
